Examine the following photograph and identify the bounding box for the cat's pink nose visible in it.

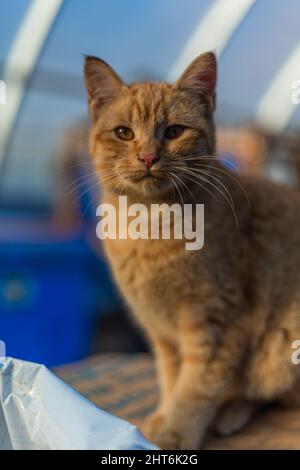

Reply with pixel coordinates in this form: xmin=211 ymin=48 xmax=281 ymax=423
xmin=138 ymin=153 xmax=159 ymax=169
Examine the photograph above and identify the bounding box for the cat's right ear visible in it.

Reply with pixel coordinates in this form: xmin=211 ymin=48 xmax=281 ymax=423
xmin=84 ymin=56 xmax=124 ymax=122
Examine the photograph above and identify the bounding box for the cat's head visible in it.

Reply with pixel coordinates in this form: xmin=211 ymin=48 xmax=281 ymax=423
xmin=84 ymin=52 xmax=216 ymax=199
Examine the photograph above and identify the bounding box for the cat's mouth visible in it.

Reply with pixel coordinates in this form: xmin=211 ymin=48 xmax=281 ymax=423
xmin=122 ymin=169 xmax=170 ymax=196
xmin=128 ymin=170 xmax=164 ymax=182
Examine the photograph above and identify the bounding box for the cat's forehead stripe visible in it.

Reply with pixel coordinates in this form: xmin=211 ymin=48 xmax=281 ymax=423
xmin=128 ymin=83 xmax=173 ymax=125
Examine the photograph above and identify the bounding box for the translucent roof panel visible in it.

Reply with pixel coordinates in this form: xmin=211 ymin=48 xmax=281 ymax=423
xmin=1 ymin=0 xmax=300 ymax=207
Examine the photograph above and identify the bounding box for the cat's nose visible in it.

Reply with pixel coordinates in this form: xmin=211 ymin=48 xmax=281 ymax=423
xmin=138 ymin=153 xmax=159 ymax=169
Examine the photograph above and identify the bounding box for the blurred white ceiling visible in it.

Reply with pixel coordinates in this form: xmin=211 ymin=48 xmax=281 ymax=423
xmin=1 ymin=0 xmax=300 ymax=203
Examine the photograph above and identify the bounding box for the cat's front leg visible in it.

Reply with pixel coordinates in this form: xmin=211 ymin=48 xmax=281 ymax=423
xmin=143 ymin=336 xmax=180 ymax=441
xmin=152 ymin=313 xmax=243 ymax=449
xmin=153 ymin=360 xmax=219 ymax=449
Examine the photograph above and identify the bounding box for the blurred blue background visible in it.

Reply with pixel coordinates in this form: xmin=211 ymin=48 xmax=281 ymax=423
xmin=1 ymin=0 xmax=300 ymax=366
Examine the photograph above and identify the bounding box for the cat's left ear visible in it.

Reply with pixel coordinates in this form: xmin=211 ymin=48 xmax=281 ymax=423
xmin=84 ymin=56 xmax=124 ymax=122
xmin=176 ymin=51 xmax=217 ymax=112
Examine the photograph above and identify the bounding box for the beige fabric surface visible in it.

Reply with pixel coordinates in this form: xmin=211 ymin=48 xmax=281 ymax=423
xmin=56 ymin=353 xmax=300 ymax=450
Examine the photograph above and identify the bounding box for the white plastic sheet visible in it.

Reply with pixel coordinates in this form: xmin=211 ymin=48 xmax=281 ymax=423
xmin=0 ymin=357 xmax=156 ymax=450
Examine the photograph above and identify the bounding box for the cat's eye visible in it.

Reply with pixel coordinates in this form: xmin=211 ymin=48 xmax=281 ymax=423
xmin=115 ymin=127 xmax=134 ymax=141
xmin=164 ymin=125 xmax=185 ymax=140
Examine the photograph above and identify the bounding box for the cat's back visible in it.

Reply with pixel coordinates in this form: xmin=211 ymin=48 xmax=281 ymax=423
xmin=240 ymin=173 xmax=300 ymax=300
xmin=241 ymin=173 xmax=300 ymax=233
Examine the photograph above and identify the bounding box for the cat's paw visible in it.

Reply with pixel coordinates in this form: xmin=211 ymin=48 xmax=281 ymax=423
xmin=153 ymin=428 xmax=183 ymax=450
xmin=142 ymin=410 xmax=166 ymax=443
xmin=143 ymin=414 xmax=190 ymax=449
xmin=214 ymin=400 xmax=258 ymax=436
xmin=153 ymin=425 xmax=203 ymax=450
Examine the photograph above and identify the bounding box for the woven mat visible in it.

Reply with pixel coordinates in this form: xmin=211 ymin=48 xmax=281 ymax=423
xmin=55 ymin=353 xmax=300 ymax=450
xmin=55 ymin=353 xmax=158 ymax=425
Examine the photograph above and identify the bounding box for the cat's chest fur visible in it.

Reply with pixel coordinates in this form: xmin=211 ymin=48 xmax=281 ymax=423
xmin=103 ymin=234 xmax=193 ymax=335
xmin=100 ymin=192 xmax=230 ymax=337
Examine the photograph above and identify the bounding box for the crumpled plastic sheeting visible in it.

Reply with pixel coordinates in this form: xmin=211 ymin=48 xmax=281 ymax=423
xmin=0 ymin=357 xmax=156 ymax=450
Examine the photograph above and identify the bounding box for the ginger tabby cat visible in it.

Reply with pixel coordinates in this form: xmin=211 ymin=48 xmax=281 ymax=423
xmin=84 ymin=52 xmax=300 ymax=449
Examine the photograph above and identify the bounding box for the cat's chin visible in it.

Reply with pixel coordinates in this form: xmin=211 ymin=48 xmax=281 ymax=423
xmin=124 ymin=175 xmax=171 ymax=199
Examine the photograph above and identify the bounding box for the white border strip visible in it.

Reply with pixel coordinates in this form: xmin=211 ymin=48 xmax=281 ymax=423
xmin=0 ymin=0 xmax=64 ymax=168
xmin=168 ymin=0 xmax=256 ymax=81
xmin=256 ymin=42 xmax=300 ymax=132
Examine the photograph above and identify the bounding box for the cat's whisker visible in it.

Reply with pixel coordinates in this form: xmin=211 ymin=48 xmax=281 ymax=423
xmin=191 ymin=163 xmax=250 ymax=207
xmin=70 ymin=179 xmax=102 ymax=205
xmin=171 ymin=174 xmax=185 ymax=206
xmin=114 ymin=181 xmax=127 ymax=196
xmin=82 ymin=190 xmax=101 ymax=219
xmin=177 ymin=154 xmax=238 ymax=169
xmin=191 ymin=168 xmax=235 ymax=209
xmin=81 ymin=177 xmax=124 ymax=218
xmin=168 ymin=176 xmax=177 ymax=202
xmin=66 ymin=161 xmax=97 ymax=170
xmin=100 ymin=170 xmax=119 ymax=179
xmin=170 ymin=171 xmax=197 ymax=203
xmin=100 ymin=174 xmax=121 ymax=192
xmin=176 ymin=166 xmax=239 ymax=226
xmin=194 ymin=174 xmax=239 ymax=227
xmin=172 ymin=167 xmax=219 ymax=203
xmin=70 ymin=169 xmax=117 ymax=198
xmin=66 ymin=171 xmax=100 ymax=193
xmin=67 ymin=175 xmax=100 ymax=196
xmin=181 ymin=155 xmax=217 ymax=162
xmin=66 ymin=167 xmax=117 ymax=194
xmin=187 ymin=169 xmax=237 ymax=221
xmin=174 ymin=154 xmax=250 ymax=208
xmin=81 ymin=168 xmax=126 ymax=214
